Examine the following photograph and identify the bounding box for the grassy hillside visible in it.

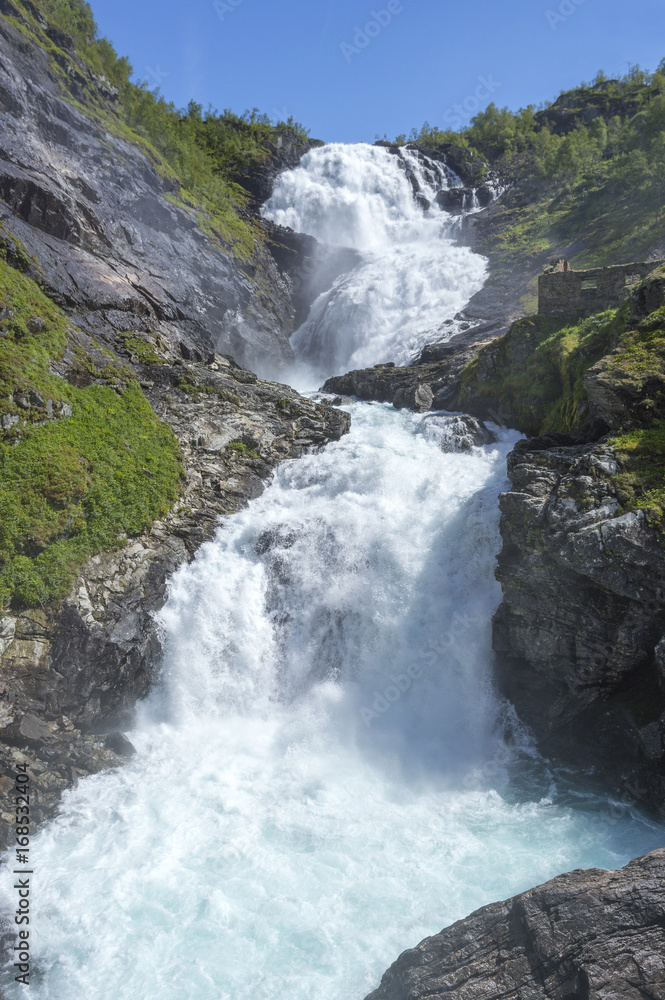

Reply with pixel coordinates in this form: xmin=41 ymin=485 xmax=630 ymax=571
xmin=2 ymin=0 xmax=310 ymax=259
xmin=403 ymin=66 xmax=665 ymax=271
xmin=459 ymin=307 xmax=627 ymax=435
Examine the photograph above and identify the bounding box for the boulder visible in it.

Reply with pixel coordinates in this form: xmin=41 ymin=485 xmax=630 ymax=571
xmin=364 ymin=850 xmax=665 ymax=1000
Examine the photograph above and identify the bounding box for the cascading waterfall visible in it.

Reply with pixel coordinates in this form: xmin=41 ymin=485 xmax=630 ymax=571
xmin=262 ymin=144 xmax=487 ymax=378
xmin=1 ymin=146 xmax=662 ymax=1000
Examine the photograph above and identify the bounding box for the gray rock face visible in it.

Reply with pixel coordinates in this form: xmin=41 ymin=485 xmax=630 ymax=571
xmin=265 ymin=223 xmax=360 ymax=331
xmin=492 ymin=435 xmax=665 ymax=814
xmin=322 ymin=322 xmax=504 ymax=412
xmin=0 ymin=9 xmax=317 ymax=375
xmin=364 ymin=849 xmax=665 ymax=1000
xmin=394 ymin=382 xmax=433 ymax=412
xmin=422 ymin=413 xmax=496 ymax=451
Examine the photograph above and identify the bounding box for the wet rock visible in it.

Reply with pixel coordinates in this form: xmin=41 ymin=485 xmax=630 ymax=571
xmin=492 ymin=435 xmax=665 ymax=813
xmin=435 ymin=187 xmax=470 ymax=214
xmin=104 ymin=731 xmax=136 ymax=757
xmin=364 ymin=850 xmax=665 ymax=1000
xmin=422 ymin=413 xmax=496 ymax=451
xmin=0 ymin=14 xmax=322 ymax=374
xmin=322 ymin=323 xmax=504 ymax=413
xmin=393 ymin=382 xmax=433 ymax=412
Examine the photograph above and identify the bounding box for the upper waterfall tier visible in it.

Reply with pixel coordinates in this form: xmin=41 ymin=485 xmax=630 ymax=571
xmin=262 ymin=144 xmax=488 ymax=378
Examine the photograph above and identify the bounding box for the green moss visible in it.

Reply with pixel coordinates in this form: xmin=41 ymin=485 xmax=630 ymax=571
xmin=610 ymin=421 xmax=665 ymax=533
xmin=608 ymin=327 xmax=665 ymax=377
xmin=226 ymin=441 xmax=259 ymax=460
xmin=175 ymin=378 xmax=216 ymax=399
xmin=0 ymin=257 xmax=182 ymax=609
xmin=221 ymin=392 xmax=241 ymax=407
xmin=118 ymin=334 xmax=165 ymax=365
xmin=460 ymin=307 xmax=626 ymax=435
xmin=175 ymin=378 xmax=240 ymax=406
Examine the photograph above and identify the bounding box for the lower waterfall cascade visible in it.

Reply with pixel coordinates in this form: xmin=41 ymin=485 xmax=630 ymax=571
xmin=1 ymin=145 xmax=662 ymax=1000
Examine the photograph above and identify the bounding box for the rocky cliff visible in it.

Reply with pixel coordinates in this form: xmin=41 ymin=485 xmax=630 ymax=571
xmin=0 ymin=3 xmax=317 ymax=376
xmin=364 ymin=849 xmax=665 ymax=1000
xmin=490 ymin=270 xmax=665 ymax=815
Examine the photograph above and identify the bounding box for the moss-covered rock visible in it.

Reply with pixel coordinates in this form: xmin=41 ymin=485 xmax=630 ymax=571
xmin=0 ymin=256 xmax=183 ymax=609
xmin=458 ymin=309 xmax=626 ymax=435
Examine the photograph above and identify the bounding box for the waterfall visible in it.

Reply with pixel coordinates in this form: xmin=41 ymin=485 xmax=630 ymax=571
xmin=262 ymin=144 xmax=487 ymax=378
xmin=1 ymin=146 xmax=661 ymax=1000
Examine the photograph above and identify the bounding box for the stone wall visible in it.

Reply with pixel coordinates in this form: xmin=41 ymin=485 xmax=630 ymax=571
xmin=538 ymin=260 xmax=665 ymax=319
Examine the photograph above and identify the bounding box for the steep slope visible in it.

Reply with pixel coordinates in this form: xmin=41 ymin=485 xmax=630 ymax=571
xmin=0 ymin=1 xmax=319 ymax=374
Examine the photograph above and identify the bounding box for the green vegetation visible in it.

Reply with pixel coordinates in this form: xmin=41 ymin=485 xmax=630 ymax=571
xmin=460 ymin=264 xmax=665 ymax=537
xmin=117 ymin=334 xmax=165 ymax=365
xmin=226 ymin=441 xmax=260 ymax=460
xmin=460 ymin=307 xmax=626 ymax=435
xmin=605 ymin=284 xmax=665 ymax=530
xmin=400 ymin=64 xmax=665 ymax=266
xmin=0 ymin=256 xmax=182 ymax=609
xmin=5 ymin=0 xmax=310 ymax=260
xmin=175 ymin=378 xmax=240 ymax=406
xmin=611 ymin=422 xmax=665 ymax=531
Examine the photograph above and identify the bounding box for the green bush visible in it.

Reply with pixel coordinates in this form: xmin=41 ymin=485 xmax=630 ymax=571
xmin=226 ymin=441 xmax=259 ymax=459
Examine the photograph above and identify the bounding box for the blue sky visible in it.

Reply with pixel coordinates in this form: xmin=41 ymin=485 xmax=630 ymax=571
xmin=89 ymin=0 xmax=665 ymax=143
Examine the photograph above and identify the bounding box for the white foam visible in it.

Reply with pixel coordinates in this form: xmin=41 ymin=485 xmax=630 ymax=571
xmin=0 ymin=408 xmax=659 ymax=1000
xmin=262 ymin=144 xmax=487 ymax=376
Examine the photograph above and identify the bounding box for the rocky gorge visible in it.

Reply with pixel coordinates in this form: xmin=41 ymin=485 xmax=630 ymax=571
xmin=0 ymin=2 xmax=664 ymax=998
